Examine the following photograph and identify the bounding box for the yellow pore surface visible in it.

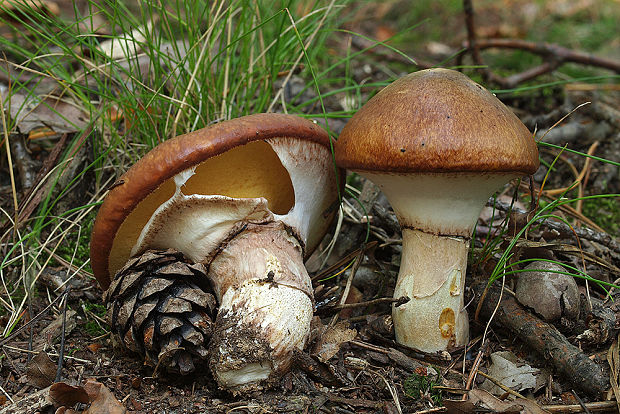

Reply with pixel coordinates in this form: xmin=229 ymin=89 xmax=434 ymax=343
xmin=108 ymin=140 xmax=295 ymax=276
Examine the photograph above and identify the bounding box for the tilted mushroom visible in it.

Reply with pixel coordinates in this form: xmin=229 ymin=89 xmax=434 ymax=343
xmin=335 ymin=69 xmax=539 ymax=352
xmin=90 ymin=113 xmax=341 ymax=392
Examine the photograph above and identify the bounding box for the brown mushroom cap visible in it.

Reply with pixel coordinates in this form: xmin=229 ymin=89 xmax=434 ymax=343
xmin=91 ymin=113 xmax=339 ymax=290
xmin=335 ymin=68 xmax=539 ymax=174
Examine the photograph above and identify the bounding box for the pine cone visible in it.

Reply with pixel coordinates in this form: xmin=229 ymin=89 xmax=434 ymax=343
xmin=104 ymin=249 xmax=217 ymax=374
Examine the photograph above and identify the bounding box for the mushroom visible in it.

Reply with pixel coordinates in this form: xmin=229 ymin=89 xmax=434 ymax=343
xmin=90 ymin=113 xmax=341 ymax=392
xmin=335 ymin=69 xmax=539 ymax=352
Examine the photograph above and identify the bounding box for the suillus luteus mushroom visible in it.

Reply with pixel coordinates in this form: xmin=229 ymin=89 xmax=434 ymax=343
xmin=335 ymin=68 xmax=539 ymax=352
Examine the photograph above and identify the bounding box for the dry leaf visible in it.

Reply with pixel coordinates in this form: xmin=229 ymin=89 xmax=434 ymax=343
xmin=49 ymin=382 xmax=90 ymax=408
xmin=26 ymin=351 xmax=56 ymax=388
xmin=480 ymin=351 xmax=540 ymax=395
xmin=87 ymin=343 xmax=102 ymax=353
xmin=442 ymin=399 xmax=476 ymax=414
xmin=469 ymin=389 xmax=546 ymax=413
xmin=6 ymin=94 xmax=88 ymax=134
xmin=83 ymin=379 xmax=127 ymax=414
xmin=314 ymin=321 xmax=357 ymax=362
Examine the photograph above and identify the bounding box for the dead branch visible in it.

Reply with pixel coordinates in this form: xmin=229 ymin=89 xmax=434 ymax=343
xmin=471 ymin=39 xmax=620 ymax=73
xmin=473 ymin=281 xmax=609 ymax=397
xmin=461 ymin=0 xmax=620 ymax=88
xmin=542 ymin=400 xmax=618 ymax=413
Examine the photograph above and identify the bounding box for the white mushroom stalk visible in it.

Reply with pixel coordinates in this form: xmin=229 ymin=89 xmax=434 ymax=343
xmin=208 ymin=221 xmax=312 ymax=389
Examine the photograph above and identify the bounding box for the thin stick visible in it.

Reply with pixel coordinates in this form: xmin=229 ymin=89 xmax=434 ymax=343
xmin=476 ymin=370 xmax=526 ymax=399
xmin=55 ymin=287 xmax=71 ymax=382
xmin=541 ymin=400 xmax=617 ymax=413
xmin=328 ymin=243 xmax=367 ymax=328
xmin=571 ymin=390 xmax=592 ymax=414
xmin=322 ymin=295 xmax=408 ymax=312
xmin=414 ymin=408 xmax=446 ymax=414
xmin=2 ymin=345 xmax=91 ymax=364
xmin=0 ymin=384 xmax=14 ymax=404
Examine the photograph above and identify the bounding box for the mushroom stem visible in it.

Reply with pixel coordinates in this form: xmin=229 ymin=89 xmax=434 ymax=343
xmin=362 ymin=172 xmax=516 ymax=352
xmin=394 ymin=229 xmax=469 ymax=351
xmin=207 ymin=221 xmax=313 ymax=392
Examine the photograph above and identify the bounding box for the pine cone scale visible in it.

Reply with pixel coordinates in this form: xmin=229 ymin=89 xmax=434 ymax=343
xmin=139 ymin=277 xmax=175 ymax=300
xmin=158 ymin=262 xmax=195 ymax=276
xmin=158 ymin=297 xmax=193 ymax=314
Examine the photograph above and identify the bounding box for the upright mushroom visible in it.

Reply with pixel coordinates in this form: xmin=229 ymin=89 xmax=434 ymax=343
xmin=91 ymin=113 xmax=340 ymax=392
xmin=335 ymin=69 xmax=538 ymax=352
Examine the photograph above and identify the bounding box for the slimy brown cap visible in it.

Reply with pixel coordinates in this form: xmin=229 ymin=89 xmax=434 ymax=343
xmin=335 ymin=69 xmax=539 ymax=174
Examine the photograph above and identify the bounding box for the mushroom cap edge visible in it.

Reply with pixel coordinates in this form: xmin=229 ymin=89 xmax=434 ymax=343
xmin=90 ymin=113 xmax=341 ymax=290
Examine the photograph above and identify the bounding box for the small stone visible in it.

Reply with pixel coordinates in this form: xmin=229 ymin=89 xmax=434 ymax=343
xmin=515 ymin=261 xmax=579 ymax=321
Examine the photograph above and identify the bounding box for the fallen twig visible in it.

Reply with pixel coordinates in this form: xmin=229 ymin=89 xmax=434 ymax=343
xmin=55 ymin=286 xmax=70 ymax=382
xmin=317 ymin=295 xmax=408 ymax=315
xmin=541 ymin=400 xmax=618 ymax=413
xmin=471 ymin=38 xmax=620 ymax=73
xmin=461 ymin=340 xmax=487 ymax=400
xmin=2 ymin=345 xmax=91 ymax=364
xmin=473 ymin=281 xmax=609 ymax=397
xmin=571 ymin=389 xmax=592 ymax=414
xmin=461 ymin=0 xmax=620 ymax=88
xmin=476 ymin=370 xmax=526 ymax=400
